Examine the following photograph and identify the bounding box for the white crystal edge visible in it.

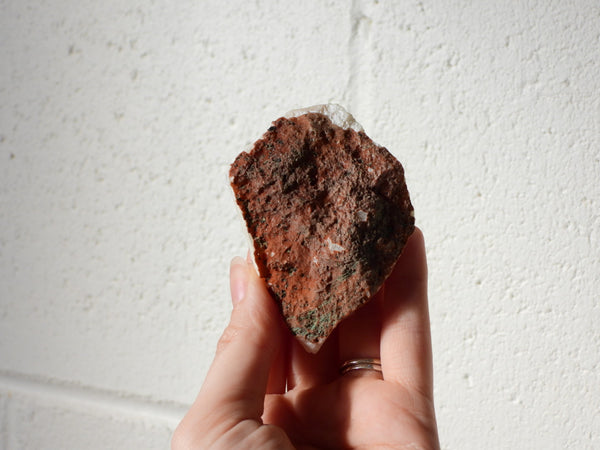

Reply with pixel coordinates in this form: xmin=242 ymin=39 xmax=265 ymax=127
xmin=284 ymin=103 xmax=364 ymax=132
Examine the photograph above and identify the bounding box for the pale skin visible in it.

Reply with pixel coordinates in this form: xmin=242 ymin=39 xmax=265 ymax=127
xmin=172 ymin=228 xmax=440 ymax=449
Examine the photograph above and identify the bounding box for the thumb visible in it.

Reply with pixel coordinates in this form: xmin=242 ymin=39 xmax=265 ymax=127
xmin=197 ymin=256 xmax=282 ymax=423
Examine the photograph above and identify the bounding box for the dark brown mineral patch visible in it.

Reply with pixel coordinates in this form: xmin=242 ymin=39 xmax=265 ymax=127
xmin=229 ymin=111 xmax=414 ymax=352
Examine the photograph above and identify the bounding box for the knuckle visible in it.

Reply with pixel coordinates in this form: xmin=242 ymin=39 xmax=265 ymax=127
xmin=170 ymin=423 xmax=193 ymax=450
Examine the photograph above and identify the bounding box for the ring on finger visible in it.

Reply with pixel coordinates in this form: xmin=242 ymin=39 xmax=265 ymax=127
xmin=340 ymin=358 xmax=382 ymax=376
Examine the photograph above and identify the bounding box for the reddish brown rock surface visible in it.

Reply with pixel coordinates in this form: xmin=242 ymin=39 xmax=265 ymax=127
xmin=229 ymin=112 xmax=414 ymax=352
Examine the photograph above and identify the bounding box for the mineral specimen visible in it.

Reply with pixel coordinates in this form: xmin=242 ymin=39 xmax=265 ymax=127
xmin=229 ymin=105 xmax=414 ymax=352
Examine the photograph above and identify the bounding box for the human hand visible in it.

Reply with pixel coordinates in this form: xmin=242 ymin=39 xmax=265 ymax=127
xmin=172 ymin=228 xmax=439 ymax=449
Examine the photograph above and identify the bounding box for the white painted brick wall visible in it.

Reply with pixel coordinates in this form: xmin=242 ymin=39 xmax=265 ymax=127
xmin=1 ymin=1 xmax=598 ymax=449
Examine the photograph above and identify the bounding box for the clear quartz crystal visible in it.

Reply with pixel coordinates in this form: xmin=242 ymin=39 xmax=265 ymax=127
xmin=285 ymin=104 xmax=364 ymax=132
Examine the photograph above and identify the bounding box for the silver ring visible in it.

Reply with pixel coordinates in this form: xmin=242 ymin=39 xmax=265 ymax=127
xmin=340 ymin=358 xmax=382 ymax=375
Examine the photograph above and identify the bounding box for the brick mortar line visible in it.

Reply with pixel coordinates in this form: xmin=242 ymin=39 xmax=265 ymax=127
xmin=347 ymin=0 xmax=372 ymax=116
xmin=0 ymin=371 xmax=188 ymax=427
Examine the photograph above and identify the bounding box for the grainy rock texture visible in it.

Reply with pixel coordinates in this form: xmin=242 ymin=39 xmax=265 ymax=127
xmin=230 ymin=112 xmax=414 ymax=352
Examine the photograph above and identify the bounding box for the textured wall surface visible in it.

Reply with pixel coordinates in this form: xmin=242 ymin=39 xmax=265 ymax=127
xmin=1 ymin=1 xmax=599 ymax=449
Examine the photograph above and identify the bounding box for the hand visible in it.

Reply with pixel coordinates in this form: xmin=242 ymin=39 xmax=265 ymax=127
xmin=172 ymin=228 xmax=440 ymax=449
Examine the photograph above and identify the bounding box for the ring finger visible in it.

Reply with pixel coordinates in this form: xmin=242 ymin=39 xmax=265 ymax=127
xmin=337 ymin=288 xmax=383 ymax=379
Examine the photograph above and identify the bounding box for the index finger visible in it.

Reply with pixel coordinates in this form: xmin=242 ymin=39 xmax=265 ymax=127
xmin=380 ymin=228 xmax=433 ymax=398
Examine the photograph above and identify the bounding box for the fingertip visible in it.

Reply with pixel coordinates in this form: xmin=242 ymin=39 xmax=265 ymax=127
xmin=230 ymin=256 xmax=249 ymax=306
xmin=389 ymin=227 xmax=427 ymax=285
xmin=410 ymin=226 xmax=425 ymax=249
xmin=231 ymin=255 xmax=248 ymax=267
xmin=405 ymin=226 xmax=425 ymax=258
xmin=244 ymin=265 xmax=283 ymax=333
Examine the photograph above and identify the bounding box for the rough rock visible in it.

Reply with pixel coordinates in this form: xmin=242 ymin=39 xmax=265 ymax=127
xmin=229 ymin=111 xmax=414 ymax=352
